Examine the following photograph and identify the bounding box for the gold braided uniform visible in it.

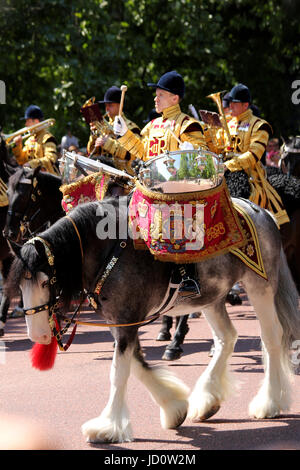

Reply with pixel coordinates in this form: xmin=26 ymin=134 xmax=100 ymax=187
xmin=118 ymin=104 xmax=207 ymax=160
xmin=87 ymin=113 xmax=140 ymax=175
xmin=13 ymin=128 xmax=59 ymax=175
xmin=221 ymin=108 xmax=289 ymax=226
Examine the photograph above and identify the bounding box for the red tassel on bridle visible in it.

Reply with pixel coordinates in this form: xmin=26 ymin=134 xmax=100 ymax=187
xmin=30 ymin=312 xmax=79 ymax=370
xmin=30 ymin=335 xmax=58 ymax=371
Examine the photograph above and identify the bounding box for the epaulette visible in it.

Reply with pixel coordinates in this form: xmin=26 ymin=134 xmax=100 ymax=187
xmin=180 ymin=115 xmax=203 ymax=134
xmin=42 ymin=132 xmax=57 ymax=145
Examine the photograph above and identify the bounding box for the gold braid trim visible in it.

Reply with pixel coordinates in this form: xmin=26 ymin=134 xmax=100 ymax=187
xmin=0 ymin=177 xmax=8 ymax=207
xmin=134 ymin=178 xmax=227 ymax=202
xmin=60 ymin=172 xmax=104 ymax=195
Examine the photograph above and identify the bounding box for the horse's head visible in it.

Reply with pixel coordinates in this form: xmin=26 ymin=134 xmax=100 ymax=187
xmin=9 ymin=237 xmax=57 ymax=345
xmin=4 ymin=166 xmax=43 ymax=243
xmin=280 ymin=136 xmax=300 ymax=178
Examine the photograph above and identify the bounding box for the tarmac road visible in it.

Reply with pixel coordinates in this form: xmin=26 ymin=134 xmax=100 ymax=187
xmin=1 ymin=294 xmax=300 ymax=452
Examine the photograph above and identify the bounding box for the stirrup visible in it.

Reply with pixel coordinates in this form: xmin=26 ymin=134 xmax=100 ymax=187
xmin=179 ymin=277 xmax=201 ymax=297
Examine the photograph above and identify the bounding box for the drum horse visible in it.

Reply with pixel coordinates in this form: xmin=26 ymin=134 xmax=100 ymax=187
xmin=7 ymin=149 xmax=300 ymax=443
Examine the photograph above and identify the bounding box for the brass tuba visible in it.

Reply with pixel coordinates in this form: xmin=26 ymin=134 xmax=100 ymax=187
xmin=207 ymin=91 xmax=231 ymax=144
xmin=3 ymin=118 xmax=55 ymax=146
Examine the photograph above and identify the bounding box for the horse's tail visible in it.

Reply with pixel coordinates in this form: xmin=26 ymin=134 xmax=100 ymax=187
xmin=275 ymin=247 xmax=300 ymax=350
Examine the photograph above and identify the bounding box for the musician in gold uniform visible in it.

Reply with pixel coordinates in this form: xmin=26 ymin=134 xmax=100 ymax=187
xmin=13 ymin=105 xmax=59 ymax=175
xmin=87 ymin=86 xmax=140 ymax=175
xmin=113 ymin=71 xmax=207 ymax=159
xmin=221 ymin=84 xmax=289 ymax=226
xmin=115 ymin=71 xmax=208 ymax=315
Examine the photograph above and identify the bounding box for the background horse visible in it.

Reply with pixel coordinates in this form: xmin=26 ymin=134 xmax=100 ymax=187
xmin=8 ymin=197 xmax=300 ymax=443
xmin=5 ymin=166 xmax=64 ymax=244
xmin=0 ymin=166 xmax=64 ymax=336
xmin=0 ymin=134 xmax=20 ymax=335
xmin=225 ymin=169 xmax=300 ymax=293
xmin=280 ymin=136 xmax=300 ymax=178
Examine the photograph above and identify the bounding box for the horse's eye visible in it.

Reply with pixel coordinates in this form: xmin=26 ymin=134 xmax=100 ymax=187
xmin=41 ymin=280 xmax=49 ymax=288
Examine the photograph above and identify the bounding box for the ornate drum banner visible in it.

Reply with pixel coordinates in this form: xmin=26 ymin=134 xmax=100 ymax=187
xmin=59 ymin=151 xmax=134 ymax=213
xmin=129 ymin=178 xmax=246 ymax=263
xmin=60 ymin=171 xmax=111 ymax=213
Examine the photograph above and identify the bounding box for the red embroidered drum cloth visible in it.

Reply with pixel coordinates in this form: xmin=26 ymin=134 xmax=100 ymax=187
xmin=129 ymin=179 xmax=246 ymax=263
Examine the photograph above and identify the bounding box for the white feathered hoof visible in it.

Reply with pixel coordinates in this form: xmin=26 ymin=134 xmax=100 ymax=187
xmin=248 ymin=396 xmax=282 ymax=419
xmin=192 ymin=404 xmax=220 ymax=422
xmin=188 ymin=391 xmax=221 ymax=422
xmin=81 ymin=415 xmax=133 ymax=443
xmin=160 ymin=398 xmax=188 ymax=429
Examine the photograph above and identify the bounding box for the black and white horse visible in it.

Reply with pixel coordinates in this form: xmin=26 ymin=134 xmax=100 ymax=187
xmin=8 ymin=197 xmax=300 ymax=443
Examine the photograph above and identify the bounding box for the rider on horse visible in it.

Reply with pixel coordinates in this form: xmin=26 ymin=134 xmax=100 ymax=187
xmin=114 ymin=70 xmax=209 ymax=294
xmin=215 ymin=84 xmax=289 ymax=228
xmin=86 ymin=86 xmax=140 ymax=175
xmin=114 ymin=70 xmax=207 ymax=159
xmin=12 ymin=105 xmax=59 ymax=176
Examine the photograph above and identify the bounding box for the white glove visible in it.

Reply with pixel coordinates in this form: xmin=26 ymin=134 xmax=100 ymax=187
xmin=113 ymin=116 xmax=128 ymax=137
xmin=179 ymin=141 xmax=194 ymax=151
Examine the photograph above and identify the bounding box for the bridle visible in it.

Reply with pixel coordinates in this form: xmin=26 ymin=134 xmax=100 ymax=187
xmin=7 ymin=174 xmax=63 ymax=243
xmin=23 ymin=215 xmax=163 ymax=352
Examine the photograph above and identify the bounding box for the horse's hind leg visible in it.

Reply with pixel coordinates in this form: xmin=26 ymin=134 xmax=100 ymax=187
xmin=81 ymin=332 xmax=136 ymax=443
xmin=156 ymin=315 xmax=173 ymax=341
xmin=246 ymin=284 xmax=292 ymax=419
xmin=188 ymin=300 xmax=238 ymax=422
xmin=131 ymin=340 xmax=190 ymax=430
xmin=162 ymin=315 xmax=189 ymax=361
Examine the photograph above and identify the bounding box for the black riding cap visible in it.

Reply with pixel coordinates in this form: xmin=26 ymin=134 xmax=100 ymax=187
xmin=98 ymin=86 xmax=122 ymax=104
xmin=148 ymin=71 xmax=185 ymax=98
xmin=228 ymin=83 xmax=252 ymax=103
xmin=21 ymin=105 xmax=44 ymax=120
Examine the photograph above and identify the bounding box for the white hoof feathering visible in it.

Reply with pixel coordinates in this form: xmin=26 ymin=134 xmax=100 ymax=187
xmin=248 ymin=386 xmax=291 ymax=419
xmin=188 ymin=370 xmax=237 ymax=421
xmin=81 ymin=408 xmax=133 ymax=443
xmin=150 ymin=367 xmax=190 ymax=429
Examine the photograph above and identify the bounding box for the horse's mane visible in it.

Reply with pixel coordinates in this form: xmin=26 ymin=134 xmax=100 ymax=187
xmin=8 ymin=166 xmax=61 ymax=192
xmin=268 ymin=173 xmax=300 ymax=216
xmin=8 ymin=197 xmax=125 ymax=308
xmin=225 ymin=168 xmax=300 ymax=217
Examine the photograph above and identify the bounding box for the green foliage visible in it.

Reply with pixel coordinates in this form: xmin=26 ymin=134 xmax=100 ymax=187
xmin=0 ymin=0 xmax=299 ymax=147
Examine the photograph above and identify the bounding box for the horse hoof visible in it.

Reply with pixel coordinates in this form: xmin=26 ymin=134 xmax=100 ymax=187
xmin=193 ymin=405 xmax=221 ymax=422
xmin=156 ymin=331 xmax=171 ymax=341
xmin=162 ymin=348 xmax=183 ymax=361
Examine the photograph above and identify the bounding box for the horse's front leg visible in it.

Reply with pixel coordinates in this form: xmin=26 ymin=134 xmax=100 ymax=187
xmin=82 ymin=332 xmax=136 ymax=443
xmin=188 ymin=300 xmax=238 ymax=422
